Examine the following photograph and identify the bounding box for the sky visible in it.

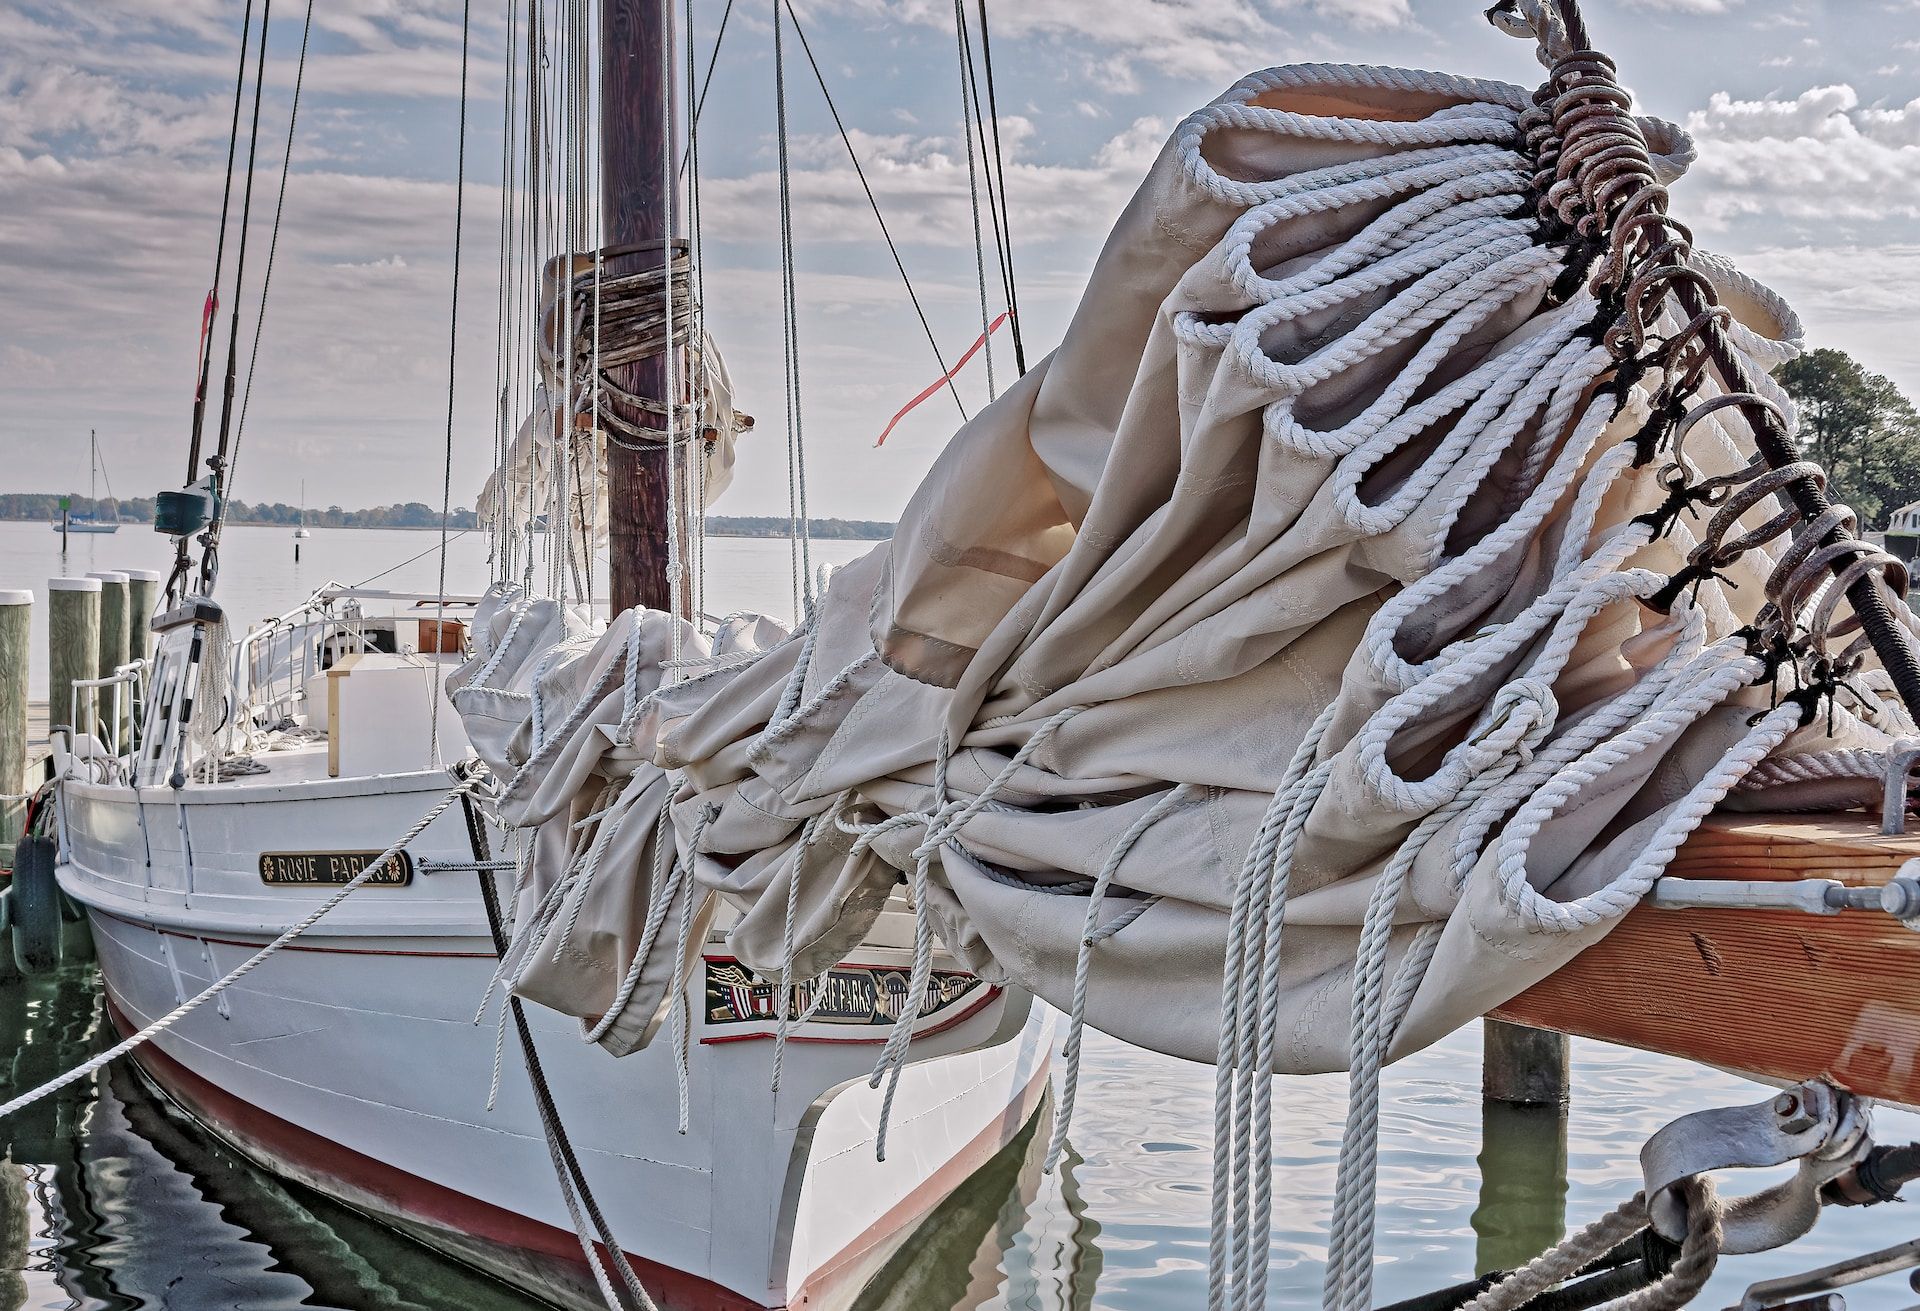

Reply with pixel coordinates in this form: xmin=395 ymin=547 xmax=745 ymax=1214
xmin=3 ymin=0 xmax=1920 ymax=523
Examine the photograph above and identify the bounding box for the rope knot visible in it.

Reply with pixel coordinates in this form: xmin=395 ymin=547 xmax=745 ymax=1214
xmin=1474 ymin=679 xmax=1559 ymax=765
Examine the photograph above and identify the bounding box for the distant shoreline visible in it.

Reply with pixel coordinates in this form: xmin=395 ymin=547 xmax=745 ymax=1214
xmin=4 ymin=519 xmax=894 ymax=541
xmin=0 ymin=501 xmax=895 ymax=541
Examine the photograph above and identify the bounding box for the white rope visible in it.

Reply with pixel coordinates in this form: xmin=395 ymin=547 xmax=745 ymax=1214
xmin=772 ymin=803 xmax=836 ymax=1094
xmin=1322 ymin=684 xmax=1556 ymax=1311
xmin=0 ymin=772 xmax=484 ymax=1123
xmin=1210 ymin=700 xmax=1336 ymax=1311
xmin=1044 ymin=783 xmax=1196 ymax=1172
xmin=852 ymin=705 xmax=1083 ymax=1160
xmin=669 ymin=804 xmax=716 ymax=1135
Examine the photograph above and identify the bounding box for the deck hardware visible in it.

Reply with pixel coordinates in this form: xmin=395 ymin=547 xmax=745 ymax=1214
xmin=1641 ymin=1079 xmax=1870 ymax=1253
xmin=1882 ymin=737 xmax=1920 ymax=835
xmin=1879 ymin=859 xmax=1920 ymax=932
xmin=415 ymin=858 xmax=518 ymax=875
xmin=1649 ymin=878 xmax=1881 ymax=916
xmin=1731 ymin=1237 xmax=1920 ymax=1311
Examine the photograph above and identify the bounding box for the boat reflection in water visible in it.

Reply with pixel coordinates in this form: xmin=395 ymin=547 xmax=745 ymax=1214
xmin=0 ymin=963 xmax=1102 ymax=1311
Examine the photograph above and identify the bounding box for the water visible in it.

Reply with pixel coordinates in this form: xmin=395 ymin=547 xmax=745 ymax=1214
xmin=4 ymin=522 xmax=1920 ymax=1309
xmin=0 ymin=522 xmax=867 ymax=700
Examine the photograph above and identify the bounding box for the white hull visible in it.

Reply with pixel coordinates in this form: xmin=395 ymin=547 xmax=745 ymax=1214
xmin=56 ymin=757 xmax=1055 ymax=1310
xmin=55 ymin=522 xmax=119 ymax=534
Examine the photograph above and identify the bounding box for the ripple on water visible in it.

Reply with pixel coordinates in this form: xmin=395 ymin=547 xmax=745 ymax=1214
xmin=9 ymin=964 xmax=1920 ymax=1309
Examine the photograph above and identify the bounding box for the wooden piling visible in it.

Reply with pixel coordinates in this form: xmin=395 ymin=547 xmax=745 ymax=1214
xmin=46 ymin=577 xmax=100 ymax=738
xmin=0 ymin=591 xmax=29 ymax=870
xmin=124 ymin=568 xmax=161 ymax=664
xmin=1482 ymin=1018 xmax=1569 ymax=1106
xmin=88 ymin=571 xmax=130 ymax=746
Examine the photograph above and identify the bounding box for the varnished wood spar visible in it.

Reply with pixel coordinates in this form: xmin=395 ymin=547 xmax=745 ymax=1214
xmin=603 ymin=0 xmax=680 ymax=618
xmin=1494 ymin=813 xmax=1920 ymax=1107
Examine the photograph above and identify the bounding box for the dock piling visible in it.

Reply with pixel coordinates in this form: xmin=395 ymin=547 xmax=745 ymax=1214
xmin=88 ymin=571 xmax=130 ymax=745
xmin=124 ymin=568 xmax=161 ymax=664
xmin=1476 ymin=1019 xmax=1572 ymax=1275
xmin=0 ymin=591 xmax=29 ymax=871
xmin=1482 ymin=1018 xmax=1569 ymax=1107
xmin=47 ymin=577 xmax=101 ymax=739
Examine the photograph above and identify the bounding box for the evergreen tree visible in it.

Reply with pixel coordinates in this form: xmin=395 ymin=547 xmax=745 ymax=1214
xmin=1776 ymin=347 xmax=1920 ymax=529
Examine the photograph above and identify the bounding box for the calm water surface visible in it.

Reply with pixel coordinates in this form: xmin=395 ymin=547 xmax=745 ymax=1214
xmin=3 ymin=521 xmax=1919 ymax=1309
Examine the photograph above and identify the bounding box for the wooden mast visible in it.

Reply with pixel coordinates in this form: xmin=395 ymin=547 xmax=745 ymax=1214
xmin=602 ymin=0 xmax=680 ymax=617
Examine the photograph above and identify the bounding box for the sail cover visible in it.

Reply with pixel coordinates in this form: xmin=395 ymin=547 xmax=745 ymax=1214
xmin=451 ymin=61 xmax=1910 ymax=1073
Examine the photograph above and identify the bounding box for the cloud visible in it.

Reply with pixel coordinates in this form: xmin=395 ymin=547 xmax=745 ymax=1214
xmin=1624 ymin=0 xmax=1742 ymax=11
xmin=1728 ymin=244 xmax=1920 ymax=393
xmin=695 ymin=116 xmax=1168 ymax=249
xmin=1679 ymin=85 xmax=1920 ymax=225
xmin=804 ymin=0 xmax=1405 ymax=84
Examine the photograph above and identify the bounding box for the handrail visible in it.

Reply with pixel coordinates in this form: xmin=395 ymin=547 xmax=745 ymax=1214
xmin=225 ymin=584 xmax=477 ymax=755
xmin=66 ymin=659 xmax=148 ymax=775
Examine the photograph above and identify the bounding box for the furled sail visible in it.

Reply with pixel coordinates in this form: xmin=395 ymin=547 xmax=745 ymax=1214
xmin=452 ymin=60 xmax=1911 ymax=1082
xmin=477 ymin=250 xmax=751 ymax=576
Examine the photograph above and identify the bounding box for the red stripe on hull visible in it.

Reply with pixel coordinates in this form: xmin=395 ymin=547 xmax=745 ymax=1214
xmin=101 ymin=990 xmax=767 ymax=1311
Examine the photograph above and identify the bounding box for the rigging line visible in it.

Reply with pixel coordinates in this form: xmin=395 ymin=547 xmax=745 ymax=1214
xmin=973 ymin=0 xmax=1025 ymax=375
xmin=664 ymin=0 xmax=685 ymax=642
xmin=951 ymin=0 xmax=997 ymax=401
xmin=584 ymin=0 xmax=602 ymax=610
xmin=491 ymin=0 xmax=520 ymax=580
xmin=227 ymin=0 xmax=316 ymax=502
xmin=187 ymin=0 xmax=257 ymax=485
xmin=171 ymin=0 xmax=257 ymax=605
xmin=199 ymin=0 xmax=276 ymax=595
xmin=955 ymin=6 xmax=1015 ymax=359
xmin=779 ymin=0 xmax=970 ymax=427
xmin=772 ymin=0 xmax=809 ymax=618
xmin=349 ymin=529 xmax=474 ymax=590
xmin=432 ymin=0 xmax=475 ymax=763
xmin=685 ymin=0 xmax=712 ymax=623
xmin=675 ymin=0 xmax=736 ymax=181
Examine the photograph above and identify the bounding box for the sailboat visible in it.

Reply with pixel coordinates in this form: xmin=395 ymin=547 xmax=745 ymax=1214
xmin=39 ymin=0 xmax=1920 ymax=1307
xmin=294 ymin=480 xmax=311 ymax=539
xmin=55 ymin=430 xmax=120 ymax=535
xmin=49 ymin=3 xmax=1053 ymax=1310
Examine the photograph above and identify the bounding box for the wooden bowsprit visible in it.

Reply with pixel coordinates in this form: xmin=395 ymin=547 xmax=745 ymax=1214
xmin=1496 ymin=812 xmax=1920 ymax=1108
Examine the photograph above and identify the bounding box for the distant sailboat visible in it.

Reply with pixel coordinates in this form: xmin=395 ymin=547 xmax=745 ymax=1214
xmin=56 ymin=430 xmax=119 ymax=535
xmin=293 ymin=480 xmax=311 ymax=539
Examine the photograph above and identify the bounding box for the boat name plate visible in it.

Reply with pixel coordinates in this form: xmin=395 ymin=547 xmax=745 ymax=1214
xmin=258 ymin=850 xmax=414 ymax=887
xmin=705 ymin=959 xmax=981 ymax=1029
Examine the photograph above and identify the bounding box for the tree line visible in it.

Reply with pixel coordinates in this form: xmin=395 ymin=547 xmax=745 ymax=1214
xmin=0 ymin=494 xmax=895 ymax=539
xmin=0 ymin=496 xmax=481 ymax=530
xmin=1774 ymin=348 xmax=1920 ymax=529
xmin=6 ymin=351 xmax=1912 ymax=535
